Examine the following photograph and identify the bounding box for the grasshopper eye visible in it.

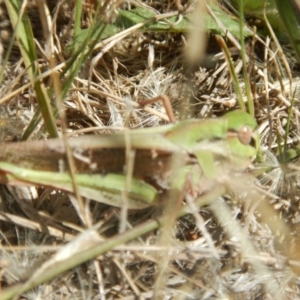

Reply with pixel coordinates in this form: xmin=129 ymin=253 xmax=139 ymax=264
xmin=238 ymin=126 xmax=253 ymax=145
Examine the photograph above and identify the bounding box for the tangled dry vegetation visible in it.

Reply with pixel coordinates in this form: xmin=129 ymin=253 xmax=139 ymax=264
xmin=1 ymin=0 xmax=300 ymax=299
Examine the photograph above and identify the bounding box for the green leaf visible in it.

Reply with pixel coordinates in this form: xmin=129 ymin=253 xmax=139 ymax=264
xmin=70 ymin=4 xmax=252 ymax=49
xmin=207 ymin=3 xmax=252 ymax=36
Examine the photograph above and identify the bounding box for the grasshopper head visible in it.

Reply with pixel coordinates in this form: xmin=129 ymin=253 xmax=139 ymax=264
xmin=223 ymin=110 xmax=260 ymax=165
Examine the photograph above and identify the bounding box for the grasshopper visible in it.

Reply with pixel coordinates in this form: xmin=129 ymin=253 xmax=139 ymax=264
xmin=0 ymin=109 xmax=259 ymax=209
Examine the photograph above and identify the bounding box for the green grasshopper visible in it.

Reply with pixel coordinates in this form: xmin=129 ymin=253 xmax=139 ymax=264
xmin=0 ymin=110 xmax=259 ymax=209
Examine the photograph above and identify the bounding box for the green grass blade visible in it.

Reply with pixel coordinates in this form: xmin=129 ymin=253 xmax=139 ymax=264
xmin=238 ymin=0 xmax=254 ymax=116
xmin=215 ymin=35 xmax=246 ymax=111
xmin=4 ymin=0 xmax=58 ymax=138
xmin=275 ymin=0 xmax=300 ymax=61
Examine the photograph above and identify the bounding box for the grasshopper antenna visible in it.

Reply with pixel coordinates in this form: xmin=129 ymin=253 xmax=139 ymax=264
xmin=138 ymin=95 xmax=176 ymax=123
